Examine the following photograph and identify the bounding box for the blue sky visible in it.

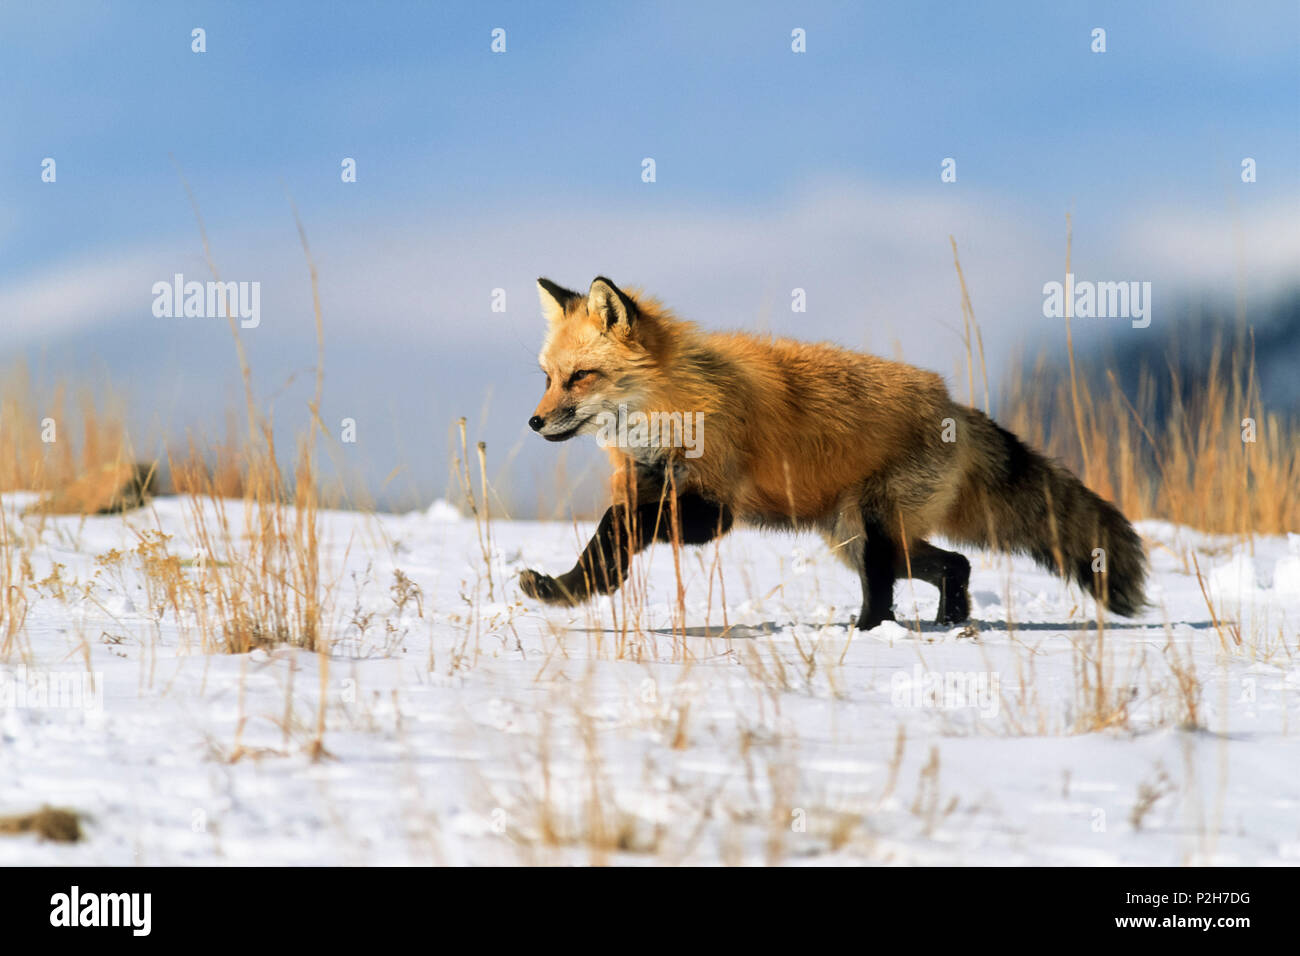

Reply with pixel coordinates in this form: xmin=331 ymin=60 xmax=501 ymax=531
xmin=2 ymin=1 xmax=1297 ymax=510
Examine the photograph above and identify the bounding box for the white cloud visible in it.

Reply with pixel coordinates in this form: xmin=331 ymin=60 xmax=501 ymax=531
xmin=1112 ymin=202 xmax=1300 ymax=290
xmin=0 ymin=246 xmax=187 ymax=349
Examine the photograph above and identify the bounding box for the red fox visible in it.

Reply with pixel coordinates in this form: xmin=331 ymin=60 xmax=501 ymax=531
xmin=520 ymin=276 xmax=1148 ymax=629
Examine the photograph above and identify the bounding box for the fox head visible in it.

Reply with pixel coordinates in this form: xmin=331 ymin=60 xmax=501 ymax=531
xmin=529 ymin=276 xmax=652 ymax=442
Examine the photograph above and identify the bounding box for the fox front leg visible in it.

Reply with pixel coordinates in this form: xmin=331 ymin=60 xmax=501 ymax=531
xmin=520 ymin=494 xmax=733 ymax=606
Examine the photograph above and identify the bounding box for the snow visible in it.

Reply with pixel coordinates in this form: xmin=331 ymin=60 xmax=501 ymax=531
xmin=422 ymin=498 xmax=463 ymax=524
xmin=1 ymin=494 xmax=1297 ymax=865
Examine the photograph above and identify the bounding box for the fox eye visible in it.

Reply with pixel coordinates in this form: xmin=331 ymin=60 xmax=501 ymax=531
xmin=567 ymin=369 xmax=597 ymax=387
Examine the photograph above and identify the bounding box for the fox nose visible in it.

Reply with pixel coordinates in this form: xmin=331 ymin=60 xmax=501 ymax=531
xmin=529 ymin=415 xmax=545 ymax=432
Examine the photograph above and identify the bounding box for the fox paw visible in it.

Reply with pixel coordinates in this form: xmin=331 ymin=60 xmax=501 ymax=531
xmin=519 ymin=569 xmax=581 ymax=606
xmin=854 ymin=608 xmax=896 ymax=631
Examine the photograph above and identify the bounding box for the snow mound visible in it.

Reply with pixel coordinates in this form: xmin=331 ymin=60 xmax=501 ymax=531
xmin=1208 ymin=551 xmax=1257 ymax=598
xmin=425 ymin=498 xmax=463 ymax=522
xmin=1273 ymin=554 xmax=1300 ymax=596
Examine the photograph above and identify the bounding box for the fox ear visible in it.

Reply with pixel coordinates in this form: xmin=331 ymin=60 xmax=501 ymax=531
xmin=537 ymin=278 xmax=579 ymax=323
xmin=588 ymin=277 xmax=637 ymax=333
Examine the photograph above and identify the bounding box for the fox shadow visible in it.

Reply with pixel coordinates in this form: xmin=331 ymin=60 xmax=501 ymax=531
xmin=646 ymin=618 xmax=1218 ymax=639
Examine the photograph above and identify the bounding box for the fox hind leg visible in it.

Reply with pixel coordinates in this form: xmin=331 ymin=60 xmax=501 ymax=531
xmin=896 ymin=539 xmax=971 ymax=625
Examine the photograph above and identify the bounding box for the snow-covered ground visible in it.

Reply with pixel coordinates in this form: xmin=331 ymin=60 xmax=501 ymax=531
xmin=2 ymin=492 xmax=1298 ymax=865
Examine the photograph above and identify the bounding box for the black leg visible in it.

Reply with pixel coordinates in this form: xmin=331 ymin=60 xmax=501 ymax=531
xmin=520 ymin=493 xmax=732 ymax=606
xmin=855 ymin=513 xmax=898 ymax=630
xmin=896 ymin=539 xmax=971 ymax=624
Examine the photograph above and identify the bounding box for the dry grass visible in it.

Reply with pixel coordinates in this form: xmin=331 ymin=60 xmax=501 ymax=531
xmin=943 ymin=233 xmax=1297 ymax=538
xmin=0 ymin=367 xmax=131 ymax=495
xmin=3 ymin=346 xmax=1290 ymax=538
xmin=1000 ymin=335 xmax=1296 ymax=536
xmin=0 ymin=507 xmax=32 ymax=657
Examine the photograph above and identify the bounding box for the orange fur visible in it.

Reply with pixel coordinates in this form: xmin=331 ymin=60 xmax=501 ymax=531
xmin=536 ymin=282 xmax=952 ymax=531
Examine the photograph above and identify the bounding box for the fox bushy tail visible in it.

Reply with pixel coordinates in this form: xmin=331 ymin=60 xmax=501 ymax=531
xmin=949 ymin=408 xmax=1148 ymax=617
